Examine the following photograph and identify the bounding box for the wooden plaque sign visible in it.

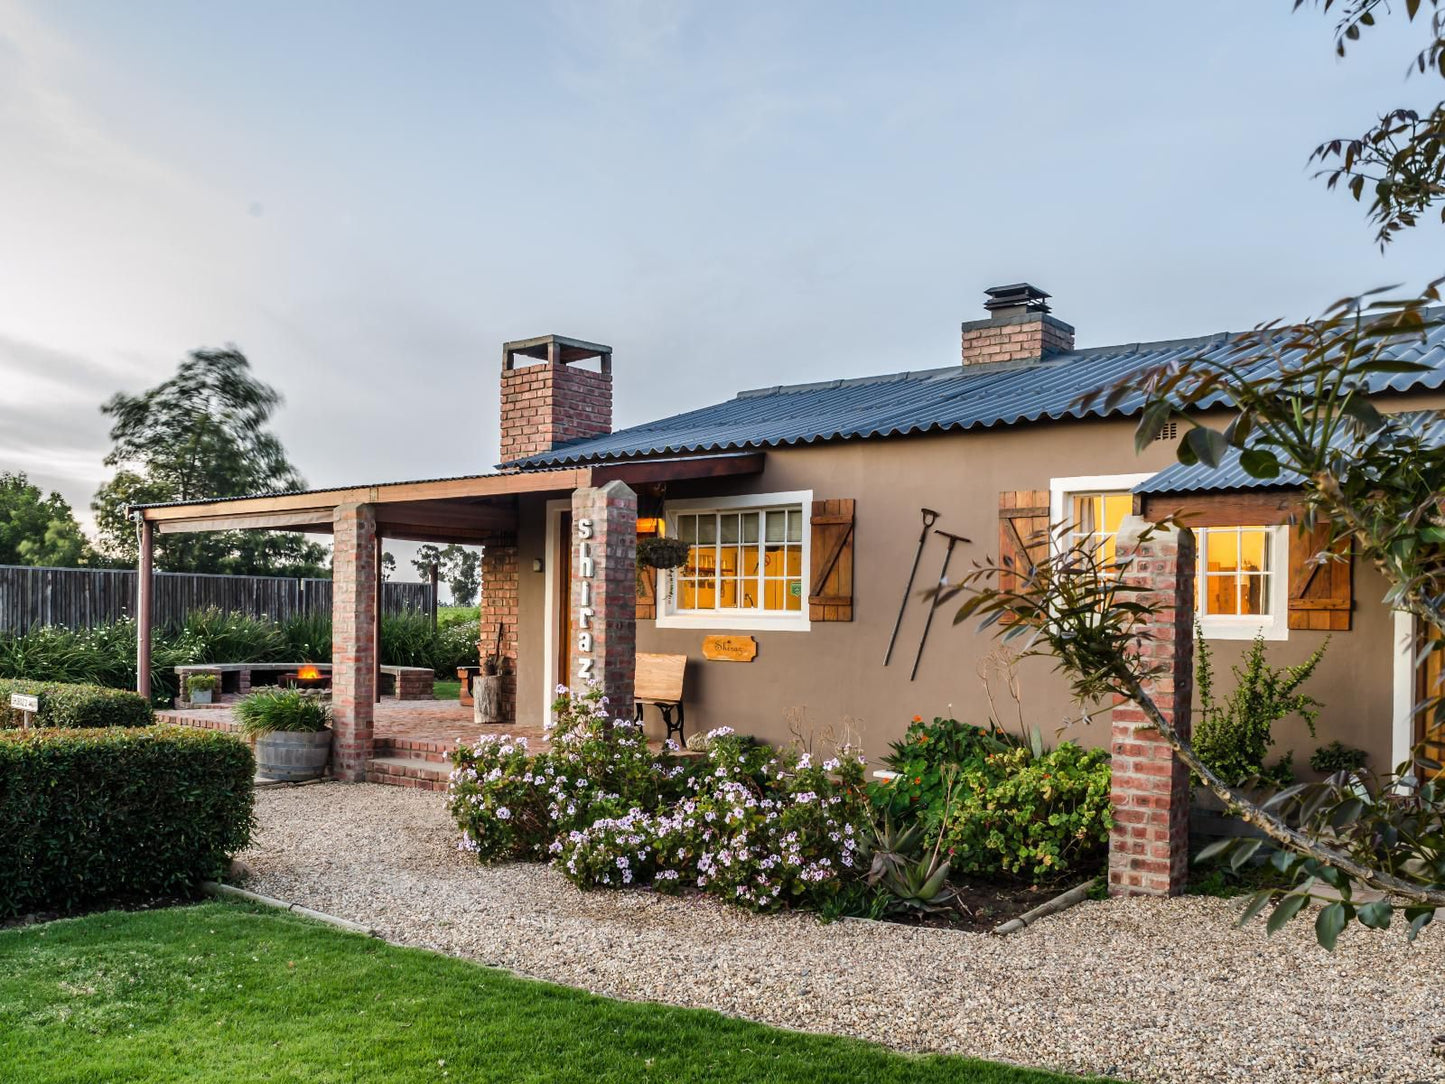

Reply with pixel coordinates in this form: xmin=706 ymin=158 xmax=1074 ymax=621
xmin=702 ymin=635 xmax=757 ymax=663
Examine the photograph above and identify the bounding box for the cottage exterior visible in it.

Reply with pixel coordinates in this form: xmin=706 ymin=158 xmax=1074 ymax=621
xmin=492 ymin=287 xmax=1445 ymax=776
xmin=135 ymin=284 xmax=1445 ymax=891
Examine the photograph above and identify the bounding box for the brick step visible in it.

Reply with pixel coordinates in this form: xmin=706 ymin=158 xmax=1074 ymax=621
xmin=372 ymin=737 xmax=460 ymax=764
xmin=366 ymin=755 xmax=450 ymax=792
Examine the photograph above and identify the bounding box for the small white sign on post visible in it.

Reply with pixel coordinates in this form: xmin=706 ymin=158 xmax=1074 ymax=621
xmin=9 ymin=693 xmax=38 ymax=729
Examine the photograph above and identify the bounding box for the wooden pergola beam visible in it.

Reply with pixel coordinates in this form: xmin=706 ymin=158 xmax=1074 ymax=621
xmin=137 ymin=469 xmax=592 ymax=524
xmin=1136 ymin=489 xmax=1302 ymax=528
xmin=154 ymin=509 xmax=336 ymax=535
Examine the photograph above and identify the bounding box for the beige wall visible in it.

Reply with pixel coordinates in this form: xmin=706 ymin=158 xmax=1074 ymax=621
xmin=510 ymin=416 xmax=1409 ymax=773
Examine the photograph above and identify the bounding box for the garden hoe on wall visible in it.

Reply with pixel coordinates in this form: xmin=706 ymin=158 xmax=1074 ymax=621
xmin=883 ymin=507 xmax=940 ymax=666
xmin=910 ymin=528 xmax=971 ymax=682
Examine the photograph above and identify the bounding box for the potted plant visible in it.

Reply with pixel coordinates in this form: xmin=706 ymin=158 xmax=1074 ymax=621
xmin=186 ymin=672 xmax=219 ymax=705
xmin=236 ymin=688 xmax=332 ymax=782
xmin=637 ymin=536 xmax=690 ymax=603
xmin=474 ymin=622 xmax=509 ymax=726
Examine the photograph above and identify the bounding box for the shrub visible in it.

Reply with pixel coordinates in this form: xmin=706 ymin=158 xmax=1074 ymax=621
xmin=1193 ymin=631 xmax=1327 ymax=787
xmin=235 ymin=688 xmax=330 ymax=736
xmin=1310 ymin=740 xmax=1368 ymax=774
xmin=554 ymin=737 xmax=869 ymax=911
xmin=186 ymin=673 xmax=219 ymax=693
xmin=939 ymin=742 xmax=1112 ymax=882
xmin=869 ymin=714 xmax=1010 ymax=822
xmin=450 ymin=686 xmax=871 ymax=913
xmin=0 ymin=726 xmax=254 ymax=916
xmin=0 ymin=678 xmax=153 ymax=729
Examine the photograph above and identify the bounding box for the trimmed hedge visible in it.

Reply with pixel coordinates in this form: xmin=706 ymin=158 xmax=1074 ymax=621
xmin=0 ymin=678 xmax=153 ymax=729
xmin=0 ymin=726 xmax=255 ymax=917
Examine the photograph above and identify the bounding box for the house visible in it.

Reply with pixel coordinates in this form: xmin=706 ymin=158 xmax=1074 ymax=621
xmin=135 ymin=284 xmax=1445 ymax=790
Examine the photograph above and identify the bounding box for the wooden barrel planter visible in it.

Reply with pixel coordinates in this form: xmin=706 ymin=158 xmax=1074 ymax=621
xmin=254 ymin=729 xmax=333 ymax=782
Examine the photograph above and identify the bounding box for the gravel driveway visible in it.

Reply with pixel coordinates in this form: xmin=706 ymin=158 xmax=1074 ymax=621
xmin=240 ymin=783 xmax=1445 ymax=1084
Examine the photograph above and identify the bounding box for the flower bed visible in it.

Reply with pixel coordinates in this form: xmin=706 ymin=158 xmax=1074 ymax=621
xmin=448 ymin=690 xmax=1110 ymax=924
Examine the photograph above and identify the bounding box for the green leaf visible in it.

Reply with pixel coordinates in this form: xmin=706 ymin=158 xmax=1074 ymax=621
xmin=1315 ymin=901 xmax=1347 ymax=951
xmin=1194 ymin=837 xmax=1235 ymax=864
xmin=1238 ymin=888 xmax=1274 ymax=927
xmin=1266 ymin=892 xmax=1309 ymax=936
xmin=1182 ymin=426 xmax=1228 ymax=469
xmin=1239 ymin=448 xmax=1281 ymax=479
xmin=1357 ymin=900 xmax=1392 ymax=930
xmin=1228 ymin=838 xmax=1262 ymax=871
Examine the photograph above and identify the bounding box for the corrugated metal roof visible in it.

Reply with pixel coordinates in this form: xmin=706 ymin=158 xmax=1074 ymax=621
xmin=1134 ymin=411 xmax=1445 ymax=496
xmin=508 ymin=316 xmax=1445 ymax=469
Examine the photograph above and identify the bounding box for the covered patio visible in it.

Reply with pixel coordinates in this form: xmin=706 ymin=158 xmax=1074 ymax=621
xmin=133 ymin=452 xmax=765 ymax=782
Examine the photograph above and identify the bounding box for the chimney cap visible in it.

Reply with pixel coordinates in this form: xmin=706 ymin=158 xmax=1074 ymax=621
xmin=503 ymin=334 xmax=613 ymax=372
xmin=983 ymin=283 xmax=1051 ymax=315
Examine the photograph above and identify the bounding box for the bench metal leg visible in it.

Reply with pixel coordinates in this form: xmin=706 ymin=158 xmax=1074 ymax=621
xmin=634 ymin=701 xmax=686 ymax=745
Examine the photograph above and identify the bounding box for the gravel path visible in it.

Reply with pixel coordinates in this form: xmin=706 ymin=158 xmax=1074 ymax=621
xmin=241 ymin=783 xmax=1445 ymax=1084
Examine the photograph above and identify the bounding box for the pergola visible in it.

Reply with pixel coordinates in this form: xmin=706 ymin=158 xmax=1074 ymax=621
xmin=132 ymin=453 xmax=764 ymax=778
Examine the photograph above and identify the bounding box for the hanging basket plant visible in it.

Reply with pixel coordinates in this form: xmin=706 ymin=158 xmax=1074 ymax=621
xmin=637 ymin=536 xmax=690 ymax=571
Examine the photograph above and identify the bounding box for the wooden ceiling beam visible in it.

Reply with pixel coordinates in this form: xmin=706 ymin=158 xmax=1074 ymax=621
xmin=154 ymin=510 xmax=335 ymax=535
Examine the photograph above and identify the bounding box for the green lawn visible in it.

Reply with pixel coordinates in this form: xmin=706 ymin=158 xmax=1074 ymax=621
xmin=433 ymin=678 xmax=463 ymax=702
xmin=0 ymin=903 xmax=1103 ymax=1084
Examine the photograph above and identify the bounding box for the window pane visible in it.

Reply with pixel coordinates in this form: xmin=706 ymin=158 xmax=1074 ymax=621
xmin=677 ymin=516 xmax=697 ymax=544
xmin=787 ymin=510 xmax=802 ymax=543
xmin=678 ymin=580 xmax=698 ymax=608
xmin=1239 ymin=528 xmax=1268 ymax=573
xmin=720 ymin=578 xmax=739 ymax=608
xmin=1073 ymin=495 xmax=1101 ymax=533
xmin=718 ymin=545 xmax=741 ymax=576
xmin=765 ymin=511 xmax=785 ymax=543
xmin=692 ymin=579 xmax=716 ymax=609
xmin=1241 ymin=575 xmax=1266 ymax=615
xmin=786 ymin=547 xmax=802 ymax=577
xmin=785 ymin=580 xmax=802 ymax=610
xmin=1205 ymin=529 xmax=1238 ymax=573
xmin=743 ymin=548 xmax=760 ymax=577
xmin=1206 ymin=574 xmax=1238 ymax=615
xmin=697 ymin=516 xmax=717 ymax=544
xmin=1103 ymin=494 xmax=1132 ymax=534
xmin=720 ymin=514 xmax=740 ymax=544
xmin=741 ymin=513 xmax=759 ymax=544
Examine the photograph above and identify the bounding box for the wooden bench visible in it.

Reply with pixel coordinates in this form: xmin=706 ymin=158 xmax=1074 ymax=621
xmin=633 ymin=653 xmax=687 ymax=743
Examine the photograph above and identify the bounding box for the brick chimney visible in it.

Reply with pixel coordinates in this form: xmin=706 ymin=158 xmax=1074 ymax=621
xmin=499 ymin=335 xmax=612 ymax=464
xmin=961 ymin=283 xmax=1075 ymax=365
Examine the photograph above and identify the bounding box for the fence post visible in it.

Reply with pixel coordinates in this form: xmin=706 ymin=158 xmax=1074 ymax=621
xmin=136 ymin=517 xmax=153 ymax=700
xmin=429 ymin=563 xmax=439 ymax=629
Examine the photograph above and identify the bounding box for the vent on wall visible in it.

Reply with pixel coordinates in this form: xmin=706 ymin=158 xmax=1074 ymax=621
xmin=1154 ymin=421 xmax=1179 ymax=442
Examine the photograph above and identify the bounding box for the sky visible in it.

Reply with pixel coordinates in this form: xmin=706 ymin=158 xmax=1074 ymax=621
xmin=1 ymin=1 xmax=1442 ymax=581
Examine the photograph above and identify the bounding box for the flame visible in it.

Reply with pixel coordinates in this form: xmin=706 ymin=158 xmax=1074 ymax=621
xmin=297 ymin=665 xmax=322 ymax=680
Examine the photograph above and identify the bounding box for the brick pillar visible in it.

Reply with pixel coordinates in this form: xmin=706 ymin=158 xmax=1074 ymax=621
xmin=332 ymin=503 xmax=378 ymax=781
xmin=570 ymin=482 xmax=636 ymax=715
xmin=1108 ymin=518 xmax=1196 ymax=897
xmin=478 ymin=531 xmax=518 ymax=724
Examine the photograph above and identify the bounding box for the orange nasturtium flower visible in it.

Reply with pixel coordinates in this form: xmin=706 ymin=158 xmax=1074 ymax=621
xmin=912 ymin=715 xmax=922 ymax=723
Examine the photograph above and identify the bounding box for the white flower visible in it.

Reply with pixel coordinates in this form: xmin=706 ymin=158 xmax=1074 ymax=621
xmin=496 ymin=807 xmax=511 ymax=820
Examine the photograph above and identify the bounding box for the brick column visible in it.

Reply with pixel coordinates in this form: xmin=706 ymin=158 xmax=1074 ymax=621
xmin=1108 ymin=518 xmax=1196 ymax=897
xmin=570 ymin=482 xmax=636 ymax=715
xmin=478 ymin=531 xmax=518 ymax=724
xmin=332 ymin=503 xmax=378 ymax=782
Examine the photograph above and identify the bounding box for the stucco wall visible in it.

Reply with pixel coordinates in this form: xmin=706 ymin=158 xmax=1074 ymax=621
xmin=510 ymin=415 xmax=1409 ymax=773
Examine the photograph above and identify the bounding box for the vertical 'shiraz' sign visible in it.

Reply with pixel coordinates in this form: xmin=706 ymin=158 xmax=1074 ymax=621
xmin=576 ymin=517 xmax=595 ymax=681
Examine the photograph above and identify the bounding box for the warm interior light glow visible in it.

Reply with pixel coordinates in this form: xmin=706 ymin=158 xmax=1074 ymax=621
xmin=297 ymin=665 xmax=322 ymax=680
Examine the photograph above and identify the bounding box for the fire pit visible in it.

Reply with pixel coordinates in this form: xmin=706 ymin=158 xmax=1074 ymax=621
xmin=280 ymin=664 xmax=332 ymax=692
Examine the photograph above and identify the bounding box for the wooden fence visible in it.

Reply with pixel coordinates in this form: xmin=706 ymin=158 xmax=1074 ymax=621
xmin=0 ymin=565 xmax=435 ymax=633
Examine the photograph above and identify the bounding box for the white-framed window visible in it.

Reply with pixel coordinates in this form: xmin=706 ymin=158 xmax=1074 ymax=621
xmin=1049 ymin=473 xmax=1289 ymax=641
xmin=657 ymin=490 xmax=811 ymax=632
xmin=1049 ymin=474 xmax=1156 ymax=572
xmin=1195 ymin=524 xmax=1289 ymax=641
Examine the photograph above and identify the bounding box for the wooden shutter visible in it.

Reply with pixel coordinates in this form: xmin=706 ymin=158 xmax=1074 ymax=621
xmin=636 ymin=520 xmax=659 ymax=621
xmin=998 ymin=490 xmax=1052 ymax=601
xmin=1287 ymin=522 xmax=1353 ymax=631
xmin=809 ymin=499 xmax=855 ymax=621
